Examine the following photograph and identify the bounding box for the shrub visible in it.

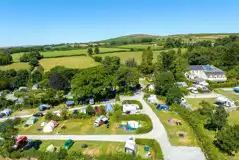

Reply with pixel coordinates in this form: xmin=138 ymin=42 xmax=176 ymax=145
xmin=69 ymin=112 xmax=89 ymax=119
xmin=122 ymin=100 xmax=143 ymax=109
xmin=210 ymin=81 xmax=238 ymax=88
xmin=113 ymin=103 xmax=122 ymax=111
xmin=135 ymin=139 xmax=163 ymax=160
xmin=86 ymin=105 xmax=95 ymax=116
xmin=115 ymin=93 xmax=120 ymax=101
xmin=93 ymin=56 xmax=102 ymax=62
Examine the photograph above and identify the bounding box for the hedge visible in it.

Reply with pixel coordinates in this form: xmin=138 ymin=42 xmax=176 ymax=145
xmin=42 ymin=53 xmax=86 ymax=59
xmin=171 ymin=105 xmax=226 ymax=160
xmin=122 ymin=100 xmax=143 ymax=109
xmin=121 ymin=114 xmax=152 ymax=134
xmin=135 ymin=139 xmax=164 ymax=160
xmin=209 ymin=81 xmax=238 ymax=88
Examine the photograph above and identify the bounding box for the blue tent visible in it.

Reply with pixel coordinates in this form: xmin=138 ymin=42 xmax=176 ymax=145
xmin=0 ymin=109 xmax=12 ymax=116
xmin=233 ymin=87 xmax=239 ymax=93
xmin=66 ymin=101 xmax=75 ymax=106
xmin=156 ymin=104 xmax=169 ymax=111
xmin=105 ymin=104 xmax=113 ymax=113
xmin=38 ymin=104 xmax=49 ymax=111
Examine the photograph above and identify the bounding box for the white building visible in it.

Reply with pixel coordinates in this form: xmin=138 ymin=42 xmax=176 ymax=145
xmin=186 ymin=65 xmax=227 ymax=82
xmin=125 ymin=137 xmax=137 ymax=155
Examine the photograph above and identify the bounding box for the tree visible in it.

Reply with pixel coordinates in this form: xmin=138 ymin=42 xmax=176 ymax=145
xmin=94 ymin=46 xmax=100 ymax=54
xmin=116 ymin=67 xmax=139 ymax=91
xmin=87 ymin=47 xmax=93 ymax=55
xmin=0 ymin=120 xmax=18 ymax=156
xmin=139 ymin=47 xmax=154 ymax=74
xmin=48 ymin=72 xmax=70 ymax=91
xmin=48 ymin=66 xmax=79 ymax=81
xmin=214 ymin=125 xmax=239 ymax=155
xmin=31 ymin=70 xmax=43 ymax=83
xmin=221 ymin=43 xmax=239 ymax=69
xmin=125 ymin=58 xmax=138 ymax=67
xmin=188 ymin=47 xmax=214 ymax=65
xmin=161 ymin=50 xmax=177 ymax=70
xmin=0 ymin=52 xmax=12 ymax=65
xmin=205 ymin=107 xmax=229 ymax=131
xmin=19 ymin=53 xmax=29 ymax=62
xmin=177 ymin=48 xmax=182 ymax=55
xmin=102 ymin=56 xmax=120 ymax=74
xmin=28 ymin=57 xmax=39 ymax=66
xmin=166 ymin=85 xmax=183 ymax=105
xmin=169 ymin=57 xmax=189 ymax=81
xmin=61 ymin=109 xmax=68 ymax=120
xmin=86 ymin=105 xmax=95 ymax=116
xmin=10 ymin=69 xmax=29 ymax=89
xmin=93 ymin=56 xmax=102 ymax=62
xmin=99 ymin=106 xmax=106 ymax=115
xmin=71 ymin=66 xmax=114 ymax=100
xmin=154 ymin=71 xmax=175 ymax=96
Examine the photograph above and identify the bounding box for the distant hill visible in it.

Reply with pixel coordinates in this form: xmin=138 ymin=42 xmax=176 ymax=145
xmin=98 ymin=34 xmax=160 ymax=43
xmin=97 ymin=33 xmax=239 ymax=43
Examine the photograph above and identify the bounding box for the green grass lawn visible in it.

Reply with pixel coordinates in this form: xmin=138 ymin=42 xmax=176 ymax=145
xmin=147 ymin=101 xmax=198 ymax=146
xmin=215 ymin=89 xmax=239 ymax=101
xmin=37 ymin=140 xmax=152 ymax=159
xmin=228 ymin=110 xmax=239 ymax=125
xmin=11 ymin=48 xmax=130 ymax=62
xmin=185 ymin=98 xmax=215 ymax=110
xmin=17 ymin=116 xmax=149 ymax=135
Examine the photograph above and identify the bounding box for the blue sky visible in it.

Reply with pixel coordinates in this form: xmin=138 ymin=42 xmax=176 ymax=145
xmin=1 ymin=0 xmax=239 ymax=47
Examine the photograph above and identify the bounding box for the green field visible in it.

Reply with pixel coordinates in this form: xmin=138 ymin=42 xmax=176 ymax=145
xmin=228 ymin=110 xmax=239 ymax=125
xmin=215 ymin=89 xmax=239 ymax=101
xmin=185 ymin=98 xmax=215 ymax=110
xmin=118 ymin=44 xmax=163 ymax=50
xmin=11 ymin=48 xmax=130 ymax=62
xmin=0 ymin=62 xmax=30 ymax=70
xmin=17 ymin=116 xmax=149 ymax=135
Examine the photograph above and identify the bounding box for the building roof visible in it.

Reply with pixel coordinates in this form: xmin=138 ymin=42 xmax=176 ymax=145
xmin=191 ymin=65 xmax=204 ymax=70
xmin=204 ymin=72 xmax=225 ymax=77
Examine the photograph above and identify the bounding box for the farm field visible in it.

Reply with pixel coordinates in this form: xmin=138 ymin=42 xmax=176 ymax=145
xmin=146 ymin=101 xmax=198 ymax=146
xmin=38 ymin=140 xmax=152 ymax=159
xmin=185 ymin=98 xmax=215 ymax=110
xmin=215 ymin=89 xmax=239 ymax=101
xmin=17 ymin=117 xmax=149 ymax=135
xmin=117 ymin=44 xmax=163 ymax=50
xmin=39 ymin=56 xmax=98 ymax=71
xmin=11 ymin=48 xmax=130 ymax=62
xmin=0 ymin=62 xmax=30 ymax=70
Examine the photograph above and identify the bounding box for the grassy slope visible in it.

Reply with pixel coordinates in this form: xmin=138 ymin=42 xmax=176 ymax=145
xmin=215 ymin=89 xmax=239 ymax=101
xmin=185 ymin=98 xmax=215 ymax=110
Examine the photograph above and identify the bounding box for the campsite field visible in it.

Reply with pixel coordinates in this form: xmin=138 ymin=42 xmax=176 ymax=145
xmin=38 ymin=140 xmax=153 ymax=159
xmin=17 ymin=116 xmax=149 ymax=135
xmin=146 ymin=100 xmax=198 ymax=146
xmin=185 ymin=98 xmax=215 ymax=110
xmin=215 ymin=89 xmax=239 ymax=101
xmin=228 ymin=110 xmax=239 ymax=125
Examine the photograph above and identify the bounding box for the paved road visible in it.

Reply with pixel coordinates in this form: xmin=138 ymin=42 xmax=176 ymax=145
xmin=20 ymin=93 xmax=205 ymax=160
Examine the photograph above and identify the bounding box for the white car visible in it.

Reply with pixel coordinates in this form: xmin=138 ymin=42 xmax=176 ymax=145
xmin=191 ymin=89 xmax=198 ymax=94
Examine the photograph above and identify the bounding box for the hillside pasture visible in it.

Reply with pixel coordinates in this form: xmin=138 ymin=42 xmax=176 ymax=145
xmin=0 ymin=62 xmax=30 ymax=70
xmin=39 ymin=56 xmax=99 ymax=71
xmin=118 ymin=44 xmax=163 ymax=50
xmin=11 ymin=48 xmax=130 ymax=62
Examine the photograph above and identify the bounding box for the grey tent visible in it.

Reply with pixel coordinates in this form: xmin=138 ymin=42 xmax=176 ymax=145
xmin=46 ymin=144 xmax=56 ymax=152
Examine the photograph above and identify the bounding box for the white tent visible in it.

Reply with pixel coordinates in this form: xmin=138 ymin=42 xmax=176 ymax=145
xmin=148 ymin=84 xmax=155 ymax=91
xmin=147 ymin=95 xmax=158 ymax=104
xmin=46 ymin=144 xmax=56 ymax=152
xmin=43 ymin=125 xmax=54 ymax=133
xmin=128 ymin=121 xmax=141 ymax=129
xmin=41 ymin=122 xmax=47 ymax=127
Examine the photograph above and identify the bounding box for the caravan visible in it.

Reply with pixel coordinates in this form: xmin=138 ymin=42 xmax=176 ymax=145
xmin=123 ymin=104 xmax=140 ymax=114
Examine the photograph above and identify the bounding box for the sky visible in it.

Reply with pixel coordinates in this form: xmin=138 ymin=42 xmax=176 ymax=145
xmin=0 ymin=0 xmax=239 ymax=47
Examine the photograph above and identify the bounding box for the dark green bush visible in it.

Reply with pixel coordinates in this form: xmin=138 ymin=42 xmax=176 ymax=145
xmin=209 ymin=81 xmax=238 ymax=88
xmin=122 ymin=100 xmax=143 ymax=109
xmin=135 ymin=139 xmax=164 ymax=160
xmin=93 ymin=56 xmax=102 ymax=62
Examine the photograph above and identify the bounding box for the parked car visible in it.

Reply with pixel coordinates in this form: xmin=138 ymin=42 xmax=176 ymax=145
xmin=64 ymin=139 xmax=73 ymax=150
xmin=23 ymin=140 xmax=34 ymax=150
xmin=33 ymin=112 xmax=44 ymax=117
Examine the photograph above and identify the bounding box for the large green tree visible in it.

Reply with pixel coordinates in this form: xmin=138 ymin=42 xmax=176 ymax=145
xmin=139 ymin=47 xmax=154 ymax=74
xmin=94 ymin=46 xmax=100 ymax=54
xmin=166 ymin=85 xmax=183 ymax=105
xmin=154 ymin=71 xmax=175 ymax=96
xmin=214 ymin=125 xmax=239 ymax=155
xmin=116 ymin=67 xmax=139 ymax=91
xmin=205 ymin=107 xmax=228 ymax=131
xmin=71 ymin=66 xmax=115 ymax=100
xmin=102 ymin=56 xmax=120 ymax=74
xmin=48 ymin=72 xmax=70 ymax=91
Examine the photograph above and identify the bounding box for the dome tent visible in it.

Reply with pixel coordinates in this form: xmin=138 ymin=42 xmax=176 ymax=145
xmin=46 ymin=144 xmax=56 ymax=152
xmin=105 ymin=104 xmax=113 ymax=113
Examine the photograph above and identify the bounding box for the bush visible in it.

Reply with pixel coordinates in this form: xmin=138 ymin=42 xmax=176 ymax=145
xmin=86 ymin=105 xmax=95 ymax=116
xmin=210 ymin=81 xmax=238 ymax=88
xmin=115 ymin=93 xmax=120 ymax=101
xmin=93 ymin=56 xmax=102 ymax=62
xmin=135 ymin=139 xmax=164 ymax=160
xmin=122 ymin=100 xmax=143 ymax=109
xmin=69 ymin=112 xmax=89 ymax=119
